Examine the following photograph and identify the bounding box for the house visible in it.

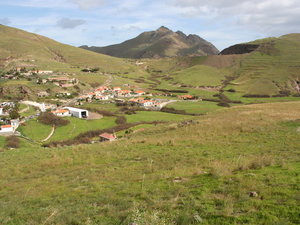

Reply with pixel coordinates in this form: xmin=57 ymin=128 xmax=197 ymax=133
xmin=10 ymin=119 xmax=20 ymax=131
xmin=0 ymin=125 xmax=14 ymax=134
xmin=60 ymin=84 xmax=74 ymax=88
xmin=179 ymin=95 xmax=195 ymax=100
xmin=138 ymin=100 xmax=154 ymax=107
xmin=51 ymin=109 xmax=71 ymax=117
xmin=47 ymin=77 xmax=78 ymax=87
xmin=99 ymin=133 xmax=117 ymax=142
xmin=56 ymin=92 xmax=71 ymax=97
xmin=95 ymin=86 xmax=108 ymax=93
xmin=63 ymin=107 xmax=89 ymax=119
xmin=118 ymin=90 xmax=132 ymax=97
xmin=38 ymin=70 xmax=53 ymax=74
xmin=129 ymin=97 xmax=145 ymax=103
xmin=87 ymin=92 xmax=96 ymax=98
xmin=113 ymin=87 xmax=121 ymax=91
xmin=95 ymin=95 xmax=109 ymax=100
xmin=134 ymin=90 xmax=146 ymax=96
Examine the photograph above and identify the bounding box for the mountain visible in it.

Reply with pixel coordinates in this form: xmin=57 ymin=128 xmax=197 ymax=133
xmin=80 ymin=26 xmax=219 ymax=58
xmin=0 ymin=25 xmax=134 ymax=72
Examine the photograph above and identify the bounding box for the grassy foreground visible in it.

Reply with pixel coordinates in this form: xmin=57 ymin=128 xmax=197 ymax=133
xmin=0 ymin=102 xmax=300 ymax=224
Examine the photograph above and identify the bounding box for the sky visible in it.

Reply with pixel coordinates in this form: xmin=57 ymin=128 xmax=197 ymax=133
xmin=0 ymin=0 xmax=299 ymax=50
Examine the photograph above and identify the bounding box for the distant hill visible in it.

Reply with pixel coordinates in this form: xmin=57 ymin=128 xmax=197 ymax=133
xmin=80 ymin=26 xmax=219 ymax=58
xmin=221 ymin=34 xmax=300 ymax=96
xmin=0 ymin=25 xmax=134 ymax=72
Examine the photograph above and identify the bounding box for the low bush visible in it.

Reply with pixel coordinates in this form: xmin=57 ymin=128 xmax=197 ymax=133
xmin=242 ymin=94 xmax=270 ymax=98
xmin=5 ymin=136 xmax=20 ymax=149
xmin=116 ymin=116 xmax=127 ymax=125
xmin=38 ymin=112 xmax=69 ymax=126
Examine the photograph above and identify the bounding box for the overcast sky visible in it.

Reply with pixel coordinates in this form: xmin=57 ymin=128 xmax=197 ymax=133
xmin=0 ymin=0 xmax=299 ymax=50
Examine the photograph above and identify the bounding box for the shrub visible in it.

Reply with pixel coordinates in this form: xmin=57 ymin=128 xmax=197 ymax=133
xmin=217 ymin=102 xmax=230 ymax=107
xmin=5 ymin=136 xmax=20 ymax=149
xmin=115 ymin=116 xmax=127 ymax=125
xmin=9 ymin=109 xmax=20 ymax=119
xmin=242 ymin=94 xmax=270 ymax=98
xmin=227 ymin=88 xmax=236 ymax=92
xmin=38 ymin=112 xmax=69 ymax=126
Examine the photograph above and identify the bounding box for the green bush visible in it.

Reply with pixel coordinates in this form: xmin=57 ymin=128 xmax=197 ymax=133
xmin=38 ymin=112 xmax=69 ymax=127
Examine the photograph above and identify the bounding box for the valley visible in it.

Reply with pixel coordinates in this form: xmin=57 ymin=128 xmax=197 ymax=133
xmin=0 ymin=24 xmax=299 ymax=225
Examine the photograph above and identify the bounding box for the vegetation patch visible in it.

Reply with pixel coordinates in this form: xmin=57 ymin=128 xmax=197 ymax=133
xmin=38 ymin=112 xmax=69 ymax=126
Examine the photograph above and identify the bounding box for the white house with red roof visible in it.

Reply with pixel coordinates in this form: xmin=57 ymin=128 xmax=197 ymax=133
xmin=51 ymin=109 xmax=71 ymax=117
xmin=0 ymin=124 xmax=14 ymax=133
xmin=95 ymin=95 xmax=109 ymax=100
xmin=113 ymin=87 xmax=121 ymax=91
xmin=138 ymin=100 xmax=154 ymax=107
xmin=133 ymin=90 xmax=146 ymax=96
xmin=99 ymin=133 xmax=117 ymax=142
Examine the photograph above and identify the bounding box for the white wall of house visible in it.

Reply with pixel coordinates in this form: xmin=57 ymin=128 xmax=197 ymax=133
xmin=0 ymin=126 xmax=14 ymax=133
xmin=64 ymin=107 xmax=89 ymax=118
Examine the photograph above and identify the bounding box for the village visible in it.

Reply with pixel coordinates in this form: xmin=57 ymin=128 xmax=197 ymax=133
xmin=0 ymin=77 xmax=200 ymax=145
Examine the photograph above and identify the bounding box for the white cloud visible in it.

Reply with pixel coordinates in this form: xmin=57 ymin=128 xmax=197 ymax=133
xmin=170 ymin=0 xmax=300 ymax=36
xmin=70 ymin=0 xmax=106 ymax=10
xmin=56 ymin=18 xmax=86 ymax=29
xmin=0 ymin=18 xmax=11 ymax=25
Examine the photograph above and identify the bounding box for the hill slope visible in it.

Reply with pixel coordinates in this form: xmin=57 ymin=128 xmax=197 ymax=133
xmin=224 ymin=34 xmax=300 ymax=96
xmin=0 ymin=25 xmax=134 ymax=72
xmin=80 ymin=26 xmax=219 ymax=58
xmin=1 ymin=101 xmax=300 ymax=224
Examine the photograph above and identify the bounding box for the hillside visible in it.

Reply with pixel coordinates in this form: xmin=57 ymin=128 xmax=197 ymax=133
xmin=0 ymin=25 xmax=134 ymax=72
xmin=139 ymin=33 xmax=300 ymax=97
xmin=1 ymin=101 xmax=300 ymax=224
xmin=224 ymin=33 xmax=300 ymax=96
xmin=80 ymin=26 xmax=219 ymax=58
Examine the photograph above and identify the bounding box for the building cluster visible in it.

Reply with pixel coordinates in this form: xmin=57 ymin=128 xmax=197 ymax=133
xmin=78 ymin=86 xmax=146 ymax=101
xmin=0 ymin=102 xmax=15 ymax=116
xmin=128 ymin=97 xmax=166 ymax=109
xmin=40 ymin=76 xmax=78 ymax=88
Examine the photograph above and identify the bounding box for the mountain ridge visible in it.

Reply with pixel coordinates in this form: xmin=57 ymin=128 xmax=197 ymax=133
xmin=80 ymin=26 xmax=219 ymax=58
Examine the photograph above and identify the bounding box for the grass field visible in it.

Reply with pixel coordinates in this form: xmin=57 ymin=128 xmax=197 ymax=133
xmin=0 ymin=101 xmax=299 ymax=224
xmin=168 ymin=101 xmax=224 ymax=114
xmin=172 ymin=65 xmax=227 ymax=87
xmin=125 ymin=111 xmax=194 ymax=123
xmin=18 ymin=117 xmax=116 ymax=143
xmin=80 ymin=102 xmax=120 ymax=113
xmin=18 ymin=120 xmax=52 ymax=141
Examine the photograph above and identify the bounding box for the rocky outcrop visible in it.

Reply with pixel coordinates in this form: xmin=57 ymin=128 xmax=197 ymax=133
xmin=220 ymin=44 xmax=260 ymax=55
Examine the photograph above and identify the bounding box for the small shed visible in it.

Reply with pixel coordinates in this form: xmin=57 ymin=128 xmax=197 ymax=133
xmin=64 ymin=107 xmax=88 ymax=118
xmin=99 ymin=133 xmax=117 ymax=142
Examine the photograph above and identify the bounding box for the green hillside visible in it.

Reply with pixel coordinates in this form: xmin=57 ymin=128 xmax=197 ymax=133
xmin=0 ymin=25 xmax=134 ymax=72
xmin=1 ymin=101 xmax=299 ymax=224
xmin=226 ymin=34 xmax=300 ymax=96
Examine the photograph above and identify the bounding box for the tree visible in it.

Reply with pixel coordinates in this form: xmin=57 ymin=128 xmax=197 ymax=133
xmin=9 ymin=109 xmax=20 ymax=119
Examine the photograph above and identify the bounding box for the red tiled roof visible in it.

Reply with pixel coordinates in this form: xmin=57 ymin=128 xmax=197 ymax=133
xmin=52 ymin=109 xmax=69 ymax=114
xmin=99 ymin=133 xmax=116 ymax=139
xmin=179 ymin=95 xmax=194 ymax=99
